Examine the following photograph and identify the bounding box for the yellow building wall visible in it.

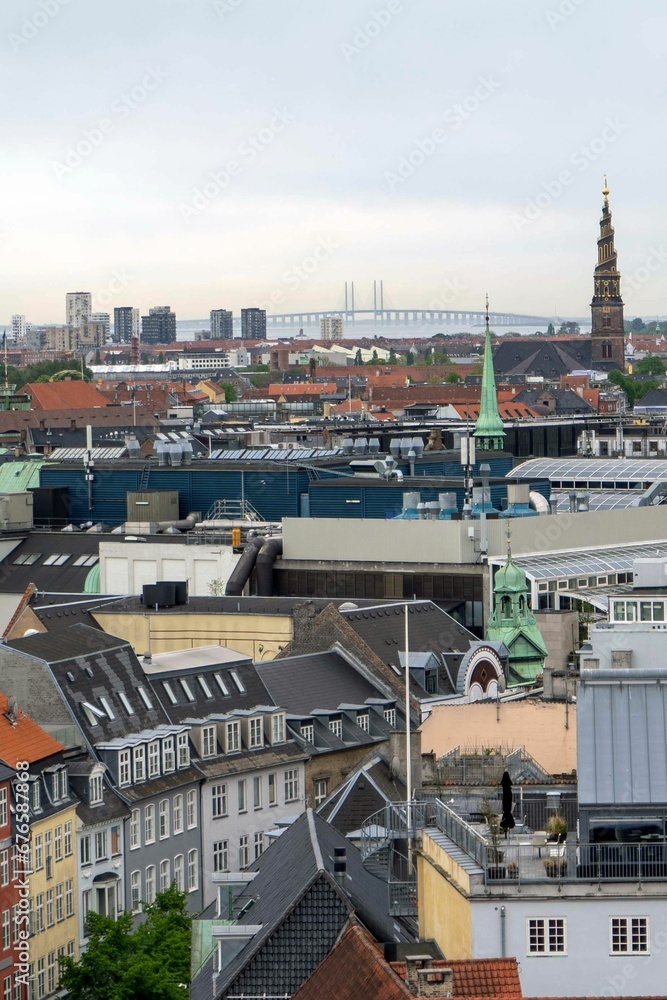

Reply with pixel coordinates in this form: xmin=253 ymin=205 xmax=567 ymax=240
xmin=418 ymin=832 xmax=472 ymax=959
xmin=91 ymin=610 xmax=294 ymax=659
xmin=29 ymin=804 xmax=79 ymax=979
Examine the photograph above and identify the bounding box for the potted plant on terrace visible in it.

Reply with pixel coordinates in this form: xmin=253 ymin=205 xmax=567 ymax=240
xmin=482 ymin=800 xmax=505 ymax=880
xmin=546 ymin=813 xmax=567 ymax=843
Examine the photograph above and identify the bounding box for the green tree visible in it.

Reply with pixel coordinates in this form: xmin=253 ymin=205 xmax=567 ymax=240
xmin=406 ymin=350 xmax=414 ymax=366
xmin=445 ymin=371 xmax=461 ymax=383
xmin=354 ymin=349 xmax=363 ymax=366
xmin=608 ymin=369 xmax=660 ymax=406
xmin=8 ymin=359 xmax=93 ymax=388
xmin=220 ymin=381 xmax=238 ymax=403
xmin=630 ymin=317 xmax=647 ymax=332
xmin=634 ymin=354 xmax=666 ymax=376
xmin=547 ymin=322 xmax=555 ymax=336
xmin=59 ymin=886 xmax=191 ymax=1000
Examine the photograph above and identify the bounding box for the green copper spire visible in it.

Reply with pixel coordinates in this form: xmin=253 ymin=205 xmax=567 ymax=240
xmin=473 ymin=295 xmax=505 ymax=450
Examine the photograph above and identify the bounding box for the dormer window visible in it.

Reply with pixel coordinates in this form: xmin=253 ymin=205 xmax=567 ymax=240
xmin=148 ymin=742 xmax=160 ymax=778
xmin=384 ymin=707 xmax=396 ymax=727
xmin=119 ymin=750 xmax=131 ymax=787
xmin=162 ymin=737 xmax=175 ymax=773
xmin=301 ymin=723 xmax=314 ymax=744
xmin=329 ymin=718 xmax=343 ymax=740
xmin=51 ymin=774 xmax=60 ymax=803
xmin=249 ymin=717 xmax=263 ymax=749
xmin=31 ymin=781 xmax=41 ymax=814
xmin=134 ymin=746 xmax=146 ymax=782
xmin=271 ymin=714 xmax=285 ymax=745
xmin=90 ymin=774 xmax=103 ymax=805
xmin=177 ymin=733 xmax=190 ymax=768
xmin=225 ymin=721 xmax=240 ymax=753
xmin=202 ymin=726 xmax=217 ymax=758
xmin=60 ymin=770 xmax=68 ymax=800
xmin=357 ymin=712 xmax=369 ymax=732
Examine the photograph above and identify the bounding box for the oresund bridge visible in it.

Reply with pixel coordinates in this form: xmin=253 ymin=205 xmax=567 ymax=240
xmin=266 ymin=307 xmax=550 ymax=329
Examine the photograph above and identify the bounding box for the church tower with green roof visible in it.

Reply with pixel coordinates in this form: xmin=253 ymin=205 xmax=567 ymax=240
xmin=473 ymin=295 xmax=505 ymax=450
xmin=486 ymin=535 xmax=548 ymax=687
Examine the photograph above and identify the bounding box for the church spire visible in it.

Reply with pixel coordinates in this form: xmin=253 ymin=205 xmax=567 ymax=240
xmin=590 ymin=176 xmax=625 ymax=371
xmin=473 ymin=294 xmax=505 ymax=450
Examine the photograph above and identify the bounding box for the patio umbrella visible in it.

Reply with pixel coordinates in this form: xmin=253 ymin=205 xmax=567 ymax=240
xmin=500 ymin=769 xmax=515 ymax=839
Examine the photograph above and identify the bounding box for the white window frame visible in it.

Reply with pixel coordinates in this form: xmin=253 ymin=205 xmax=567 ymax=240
xmin=162 ymin=737 xmax=175 ymax=773
xmin=0 ymin=789 xmax=7 ymax=828
xmin=133 ymin=746 xmax=146 ymax=783
xmin=314 ymin=778 xmax=328 ymax=807
xmin=249 ymin=717 xmax=263 ymax=749
xmin=526 ymin=917 xmax=567 ymax=955
xmin=238 ymin=836 xmax=249 ymax=870
xmin=357 ymin=712 xmax=369 ymax=732
xmin=271 ymin=713 xmax=285 ymax=745
xmin=253 ymin=776 xmax=262 ymax=810
xmin=202 ymin=725 xmax=217 ymax=758
xmin=159 ymin=799 xmax=170 ymax=840
xmin=119 ymin=750 xmax=131 ymax=787
xmin=237 ymin=780 xmax=246 ymax=814
xmin=144 ymin=804 xmax=155 ymax=845
xmin=186 ymin=789 xmax=197 ymax=829
xmin=90 ymin=773 xmax=103 ymax=805
xmin=301 ymin=723 xmax=314 ymax=744
xmin=225 ymin=720 xmax=240 ymax=753
xmin=148 ymin=742 xmax=160 ymax=778
xmin=130 ymin=809 xmax=140 ymax=850
xmin=173 ymin=855 xmax=184 ymax=892
xmin=145 ymin=865 xmax=156 ymax=905
xmin=328 ymin=718 xmax=342 ymax=739
xmin=213 ymin=840 xmax=229 ymax=873
xmin=173 ymin=794 xmax=183 ymax=835
xmin=187 ymin=849 xmax=198 ymax=892
xmin=211 ymin=783 xmax=227 ymax=819
xmin=130 ymin=871 xmax=141 ymax=913
xmin=159 ymin=859 xmax=170 ymax=893
xmin=284 ymin=768 xmax=299 ymax=803
xmin=610 ymin=916 xmax=650 ymax=955
xmin=177 ymin=733 xmax=190 ymax=768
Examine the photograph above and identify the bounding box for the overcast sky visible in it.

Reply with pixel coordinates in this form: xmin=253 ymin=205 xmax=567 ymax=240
xmin=1 ymin=0 xmax=665 ymax=323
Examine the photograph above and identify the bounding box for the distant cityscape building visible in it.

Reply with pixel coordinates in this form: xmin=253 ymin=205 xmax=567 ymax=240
xmin=241 ymin=308 xmax=267 ymax=341
xmin=320 ymin=314 xmax=343 ymax=341
xmin=590 ymin=177 xmax=625 ymax=371
xmin=66 ymin=291 xmax=92 ymax=329
xmin=141 ymin=306 xmax=177 ymax=345
xmin=89 ymin=312 xmax=110 ymax=341
xmin=10 ymin=315 xmax=26 ymax=342
xmin=210 ymin=309 xmax=233 ymax=339
xmin=114 ymin=306 xmax=141 ymax=344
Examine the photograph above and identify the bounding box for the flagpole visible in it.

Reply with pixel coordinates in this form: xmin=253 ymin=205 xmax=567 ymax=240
xmin=405 ymin=603 xmax=412 ymax=819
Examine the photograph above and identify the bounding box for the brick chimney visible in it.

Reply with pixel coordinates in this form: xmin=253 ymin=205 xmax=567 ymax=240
xmin=405 ymin=957 xmax=453 ymax=997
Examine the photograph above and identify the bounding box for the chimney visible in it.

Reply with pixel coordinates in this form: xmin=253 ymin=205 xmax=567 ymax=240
xmin=405 ymin=957 xmax=453 ymax=998
xmin=333 ymin=846 xmax=347 ymax=889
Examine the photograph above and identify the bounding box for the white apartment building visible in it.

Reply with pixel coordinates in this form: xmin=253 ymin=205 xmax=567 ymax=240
xmin=320 ymin=315 xmax=343 ymax=341
xmin=11 ymin=315 xmax=26 ymax=342
xmin=66 ymin=292 xmax=92 ymax=329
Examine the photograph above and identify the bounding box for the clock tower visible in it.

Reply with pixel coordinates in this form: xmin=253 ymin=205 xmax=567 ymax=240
xmin=590 ymin=177 xmax=625 ymax=371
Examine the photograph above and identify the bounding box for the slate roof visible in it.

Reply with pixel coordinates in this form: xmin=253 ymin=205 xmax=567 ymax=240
xmin=318 ymin=756 xmax=406 ymax=835
xmin=0 ymin=532 xmax=103 ymax=595
xmin=191 ymin=809 xmax=414 ymax=1000
xmin=492 ymin=338 xmax=592 ymax=378
xmin=7 ymin=624 xmax=170 ymax=746
xmin=0 ymin=690 xmax=64 ymax=766
xmin=256 ymin=650 xmax=396 ymax=716
xmin=118 ymin=763 xmax=203 ymax=802
xmin=196 ymin=741 xmax=307 ymax=779
xmin=513 ymin=387 xmax=596 ymax=414
xmin=635 ymin=387 xmax=667 ymax=408
xmin=94 ymin=595 xmax=386 ymax=617
xmin=33 ymin=596 xmax=117 ymax=631
xmin=148 ymin=657 xmax=274 ymax=725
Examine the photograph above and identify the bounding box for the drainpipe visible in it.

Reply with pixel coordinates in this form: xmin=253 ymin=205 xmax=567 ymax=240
xmin=500 ymin=905 xmax=506 ymax=957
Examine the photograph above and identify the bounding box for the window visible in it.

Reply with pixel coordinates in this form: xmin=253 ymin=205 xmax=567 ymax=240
xmin=35 ymin=894 xmax=44 ymax=934
xmin=0 ymin=789 xmax=7 ymax=828
xmin=64 ymin=821 xmax=72 ymax=856
xmin=527 ymin=918 xmax=566 ymax=954
xmin=144 ymin=804 xmax=155 ymax=845
xmin=67 ymin=941 xmax=74 ymax=959
xmin=284 ymin=769 xmax=299 ymax=803
xmin=268 ymin=773 xmax=277 ymax=806
xmin=65 ymin=879 xmax=73 ymax=918
xmin=148 ymin=742 xmax=160 ymax=778
xmin=214 ymin=672 xmax=229 ymax=696
xmin=44 ymin=832 xmax=52 ymax=879
xmin=47 ymin=952 xmax=55 ymax=994
xmin=12 ymin=552 xmax=40 ymax=566
xmin=239 ymin=836 xmax=249 ymax=870
xmin=230 ymin=670 xmax=245 ymax=693
xmin=611 ymin=917 xmax=649 ymax=954
xmin=198 ymin=675 xmax=213 ymax=698
xmin=79 ymin=836 xmax=90 ymax=867
xmin=45 ymin=890 xmax=54 ymax=928
xmin=159 ymin=800 xmax=169 ymax=840
xmin=249 ymin=717 xmax=263 ymax=748
xmin=177 ymin=733 xmax=190 ymax=768
xmin=300 ymin=723 xmax=314 ymax=743
xmin=31 ymin=782 xmax=41 ymax=813
xmin=2 ymin=976 xmax=9 ymax=1000
xmin=253 ymin=832 xmax=264 ymax=859
xmin=271 ymin=713 xmax=285 ymax=744
xmin=187 ymin=789 xmax=197 ymax=829
xmin=163 ymin=681 xmax=178 ymax=706
xmin=180 ymin=679 xmax=195 ymax=702
xmin=130 ymin=872 xmax=141 ymax=913
xmin=383 ymin=708 xmax=396 ymax=727
xmin=99 ymin=696 xmax=115 ymax=721
xmin=145 ymin=866 xmax=156 ymax=905
xmin=253 ymin=776 xmax=262 ymax=810
xmin=133 ymin=746 xmax=146 ymax=783
xmin=226 ymin=721 xmax=240 ymax=753
xmin=213 ymin=841 xmax=229 ymax=873
xmin=1 ymin=910 xmax=9 ymax=950
xmin=0 ymin=852 xmax=7 ymax=887
xmin=162 ymin=737 xmax=175 ymax=773
xmin=95 ymin=831 xmax=107 ymax=861
xmin=54 ymin=826 xmax=62 ymax=862
xmin=82 ymin=889 xmax=92 ymax=929
xmin=211 ymin=784 xmax=227 ymax=819
xmin=159 ymin=860 xmax=171 ymax=892
xmin=173 ymin=855 xmax=184 ymax=892
xmin=119 ymin=750 xmax=131 ymax=787
xmin=357 ymin=712 xmax=369 ymax=732
xmin=73 ymin=554 xmax=99 ymax=567
xmin=90 ymin=773 xmax=103 ymax=805
xmin=173 ymin=794 xmax=183 ymax=834
xmin=314 ymin=778 xmax=328 ymax=807
xmin=111 ymin=825 xmax=120 ymax=856
xmin=55 ymin=884 xmax=63 ymax=922
xmin=329 ymin=718 xmax=342 ymax=739
xmin=44 ymin=554 xmax=70 ymax=566
xmin=187 ymin=849 xmax=198 ymax=892
xmin=137 ymin=686 xmax=153 ymax=710
xmin=130 ymin=809 xmax=140 ymax=849
xmin=237 ymin=780 xmax=246 ymax=813
xmin=37 ymin=958 xmax=45 ymax=1000
xmin=202 ymin=725 xmax=217 ymax=758
xmin=117 ymin=691 xmax=135 ymax=716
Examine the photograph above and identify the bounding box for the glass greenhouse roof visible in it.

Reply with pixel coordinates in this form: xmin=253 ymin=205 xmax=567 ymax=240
xmin=510 ymin=459 xmax=667 ymax=484
xmin=514 ymin=542 xmax=667 ymax=581
xmin=552 ymin=490 xmax=665 ymax=513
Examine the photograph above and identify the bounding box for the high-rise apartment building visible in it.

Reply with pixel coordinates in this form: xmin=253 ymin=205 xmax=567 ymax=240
xmin=141 ymin=306 xmax=177 ymax=344
xmin=10 ymin=315 xmax=26 ymax=342
xmin=89 ymin=312 xmax=110 ymax=341
xmin=66 ymin=291 xmax=92 ymax=329
xmin=210 ymin=309 xmax=233 ymax=339
xmin=114 ymin=307 xmax=141 ymax=344
xmin=241 ymin=308 xmax=267 ymax=340
xmin=320 ymin=315 xmax=343 ymax=341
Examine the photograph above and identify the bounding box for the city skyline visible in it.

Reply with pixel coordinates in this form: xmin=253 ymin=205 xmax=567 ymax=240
xmin=2 ymin=2 xmax=666 ymax=321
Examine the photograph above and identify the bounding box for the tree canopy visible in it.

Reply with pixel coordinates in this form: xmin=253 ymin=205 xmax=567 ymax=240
xmin=608 ymin=369 xmax=660 ymax=406
xmin=58 ymin=886 xmax=192 ymax=1000
xmin=634 ymin=354 xmax=666 ymax=376
xmin=8 ymin=359 xmax=93 ymax=388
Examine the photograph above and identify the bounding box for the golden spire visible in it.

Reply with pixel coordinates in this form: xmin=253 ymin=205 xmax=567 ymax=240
xmin=602 ymin=175 xmax=609 ymax=205
xmin=485 ymin=292 xmax=490 ymax=326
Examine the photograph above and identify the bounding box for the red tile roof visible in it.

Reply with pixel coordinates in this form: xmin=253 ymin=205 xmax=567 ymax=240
xmin=390 ymin=958 xmax=522 ymax=998
xmin=268 ymin=382 xmax=338 ymax=396
xmin=21 ymin=381 xmax=110 ymax=410
xmin=0 ymin=691 xmax=64 ymax=766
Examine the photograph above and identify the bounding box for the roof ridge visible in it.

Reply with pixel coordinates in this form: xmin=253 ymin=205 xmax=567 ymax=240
xmin=307 ymin=808 xmax=325 ymax=870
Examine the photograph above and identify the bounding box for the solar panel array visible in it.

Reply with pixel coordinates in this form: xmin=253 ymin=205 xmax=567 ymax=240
xmin=511 ymin=458 xmax=667 ymax=483
xmin=50 ymin=447 xmax=127 ymax=460
xmin=209 ymin=447 xmax=343 ymax=461
xmin=552 ymin=490 xmax=660 ymax=513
